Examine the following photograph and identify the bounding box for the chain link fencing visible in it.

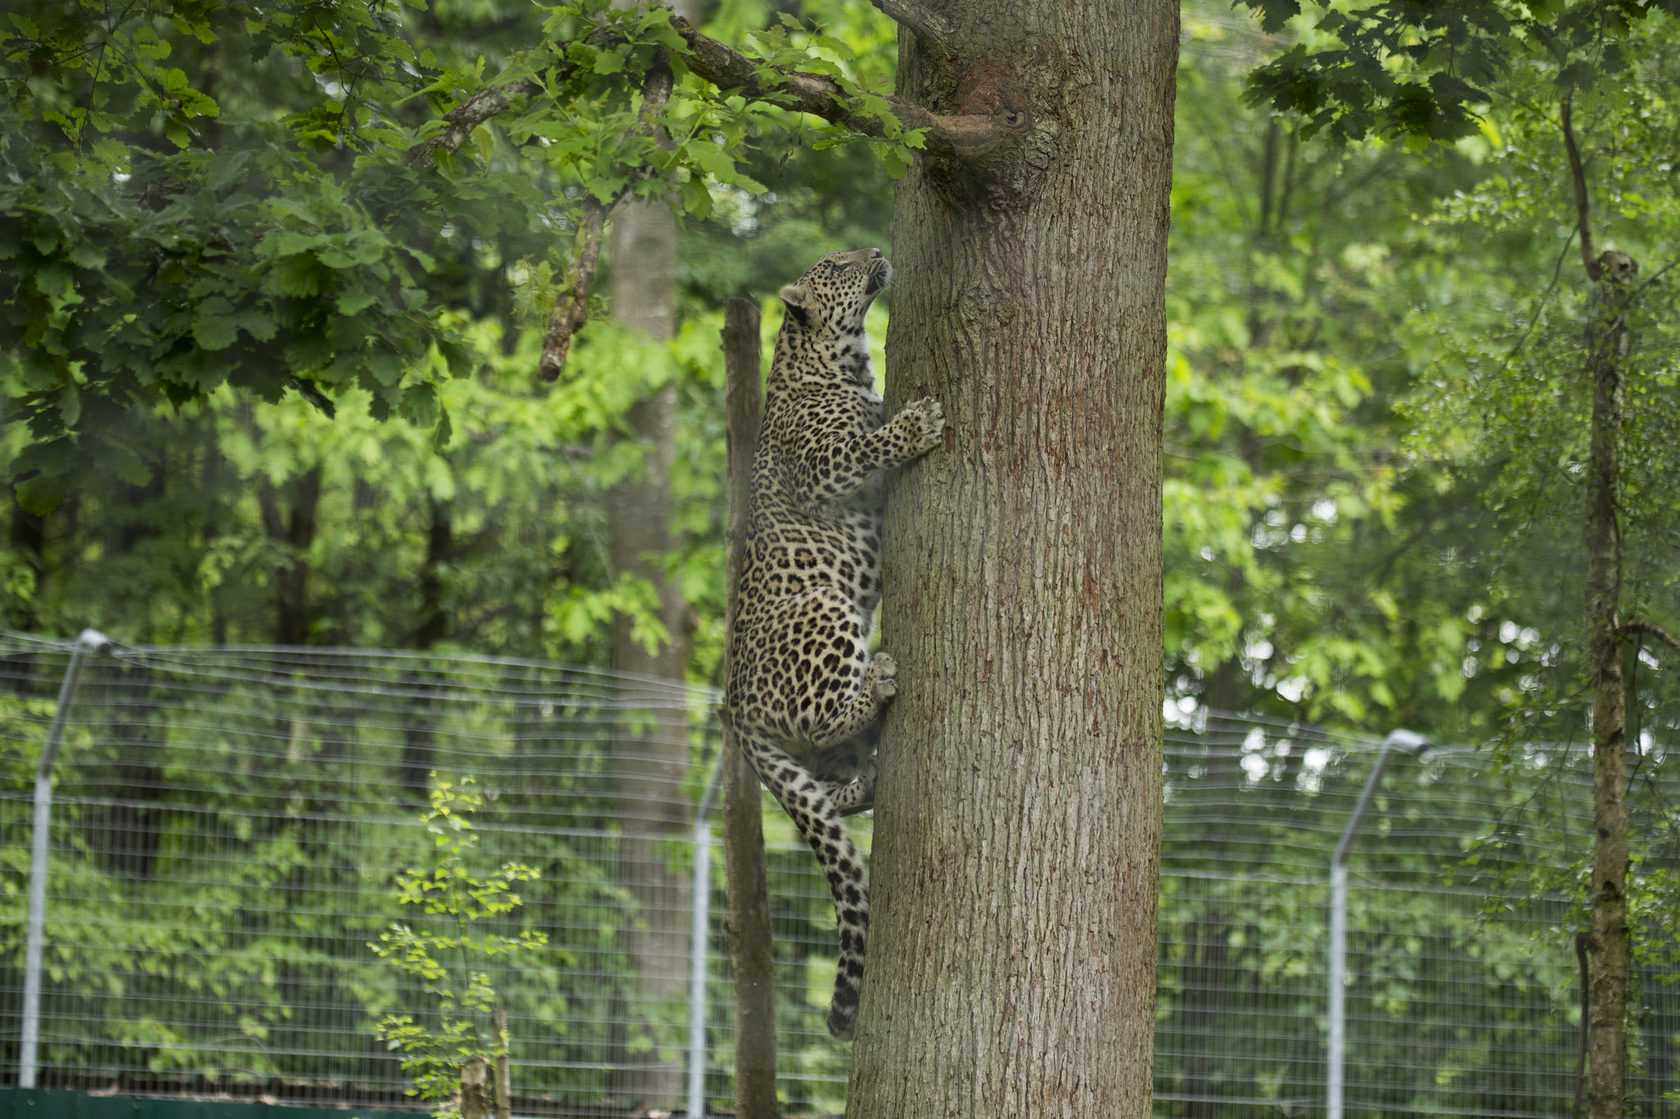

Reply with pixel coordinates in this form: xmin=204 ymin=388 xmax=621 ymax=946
xmin=0 ymin=632 xmax=1675 ymax=1116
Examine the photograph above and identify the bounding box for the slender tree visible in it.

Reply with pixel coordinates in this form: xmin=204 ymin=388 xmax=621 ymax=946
xmin=720 ymin=297 xmax=778 ymax=1119
xmin=1240 ymin=6 xmax=1680 ymax=1112
xmin=1558 ymin=92 xmax=1678 ymax=1117
xmin=604 ymin=33 xmax=697 ymax=1099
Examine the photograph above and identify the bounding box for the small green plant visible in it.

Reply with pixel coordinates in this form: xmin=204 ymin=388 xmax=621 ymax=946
xmin=370 ymin=775 xmax=547 ymax=1118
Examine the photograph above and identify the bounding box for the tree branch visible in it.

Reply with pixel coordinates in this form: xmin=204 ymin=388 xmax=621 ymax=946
xmin=1560 ymin=93 xmax=1599 ymax=280
xmin=1633 ymin=255 xmax=1680 ymax=301
xmin=537 ymin=53 xmax=676 ymax=381
xmin=667 ymin=15 xmax=1007 ymax=156
xmin=1618 ymin=620 xmax=1680 ymax=651
xmin=411 ymin=14 xmax=1013 ymax=171
xmin=538 ymin=200 xmax=611 ymax=381
xmin=406 ymin=79 xmax=541 ymax=166
xmin=419 ymin=11 xmax=1018 ymax=380
xmin=869 ymin=0 xmax=953 ymax=47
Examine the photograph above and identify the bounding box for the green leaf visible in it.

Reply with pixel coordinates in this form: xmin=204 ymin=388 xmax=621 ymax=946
xmin=15 ymin=474 xmax=70 ymax=515
xmin=236 ymin=309 xmax=278 ymax=342
xmin=193 ymin=297 xmax=239 ymax=351
xmin=1243 ymin=0 xmax=1301 ymax=32
xmin=58 ymin=384 xmax=81 ymax=428
xmin=337 ymin=291 xmax=379 ymax=316
xmin=680 ymin=177 xmax=712 ymax=218
xmin=264 ymin=231 xmax=323 ymax=258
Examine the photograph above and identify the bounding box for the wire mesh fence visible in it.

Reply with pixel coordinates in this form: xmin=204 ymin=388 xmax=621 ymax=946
xmin=0 ymin=632 xmax=1676 ymax=1117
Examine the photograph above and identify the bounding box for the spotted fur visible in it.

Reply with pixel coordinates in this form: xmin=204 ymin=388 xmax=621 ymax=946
xmin=723 ymin=247 xmax=944 ymax=1040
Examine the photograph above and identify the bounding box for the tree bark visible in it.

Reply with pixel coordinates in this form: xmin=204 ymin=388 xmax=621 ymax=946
xmin=493 ymin=1006 xmax=513 ymax=1119
xmin=847 ymin=3 xmax=1176 ymax=1116
xmin=1583 ymin=268 xmax=1633 ymax=1119
xmin=1563 ymin=94 xmax=1635 ymax=1119
xmin=604 ymin=47 xmax=695 ymax=1100
xmin=460 ymin=1057 xmax=492 ymax=1119
xmin=719 ymin=297 xmax=779 ymax=1119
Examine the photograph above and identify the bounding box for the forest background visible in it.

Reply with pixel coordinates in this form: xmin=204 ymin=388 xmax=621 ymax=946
xmin=2 ymin=0 xmax=1679 ymax=1113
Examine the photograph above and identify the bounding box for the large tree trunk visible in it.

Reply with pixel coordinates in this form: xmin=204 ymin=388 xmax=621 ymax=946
xmin=605 ymin=190 xmax=694 ymax=1111
xmin=847 ymin=3 xmax=1177 ymax=1116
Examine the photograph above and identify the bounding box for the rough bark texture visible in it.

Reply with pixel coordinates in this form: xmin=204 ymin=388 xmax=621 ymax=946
xmin=1563 ymin=95 xmax=1635 ymax=1119
xmin=847 ymin=3 xmax=1176 ymax=1116
xmin=493 ymin=1007 xmax=513 ymax=1119
xmin=720 ymin=297 xmax=779 ymax=1118
xmin=606 ymin=189 xmax=693 ymax=1111
xmin=459 ymin=1058 xmax=491 ymax=1119
xmin=1583 ymin=269 xmax=1633 ymax=1119
xmin=601 ymin=20 xmax=701 ymax=1100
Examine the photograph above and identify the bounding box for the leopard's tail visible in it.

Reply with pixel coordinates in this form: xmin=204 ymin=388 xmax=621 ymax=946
xmin=738 ymin=733 xmax=868 ymax=1040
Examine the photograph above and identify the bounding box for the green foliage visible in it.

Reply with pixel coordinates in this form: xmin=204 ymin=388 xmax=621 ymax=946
xmin=3 ymin=0 xmax=1678 ymax=1103
xmin=371 ymin=776 xmax=546 ymax=1116
xmin=1165 ymin=5 xmax=1505 ymax=731
xmin=0 ymin=0 xmax=917 ymax=508
xmin=1239 ymin=0 xmax=1680 ymax=141
xmin=1393 ymin=15 xmax=1680 ymax=755
xmin=0 ymin=651 xmax=670 ymax=1101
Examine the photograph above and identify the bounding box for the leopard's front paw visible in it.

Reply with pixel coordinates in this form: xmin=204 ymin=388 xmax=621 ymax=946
xmin=899 ymin=397 xmax=946 ymax=457
xmin=869 ymin=653 xmax=897 ymax=701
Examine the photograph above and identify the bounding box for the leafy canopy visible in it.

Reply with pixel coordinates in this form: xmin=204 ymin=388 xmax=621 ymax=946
xmin=0 ymin=0 xmax=920 ymax=510
xmin=1239 ymin=0 xmax=1680 ymax=141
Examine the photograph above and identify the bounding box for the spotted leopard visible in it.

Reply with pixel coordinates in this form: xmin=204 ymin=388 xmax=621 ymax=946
xmin=723 ymin=247 xmax=944 ymax=1040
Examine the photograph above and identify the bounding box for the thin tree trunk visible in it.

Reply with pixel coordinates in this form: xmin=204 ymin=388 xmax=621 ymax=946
xmin=720 ymin=297 xmax=779 ymax=1118
xmin=401 ymin=494 xmax=453 ymax=801
xmin=605 ymin=60 xmax=695 ymax=1100
xmin=1583 ymin=271 xmax=1633 ymax=1119
xmin=1563 ymin=93 xmax=1636 ymax=1119
xmin=258 ymin=465 xmax=323 ymax=646
xmin=493 ymin=1006 xmax=513 ymax=1119
xmin=201 ymin=425 xmax=230 ymax=645
xmin=848 ymin=2 xmax=1176 ymax=1115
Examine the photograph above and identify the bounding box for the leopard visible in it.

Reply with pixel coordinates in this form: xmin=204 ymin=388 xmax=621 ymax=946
xmin=722 ymin=246 xmax=945 ymax=1040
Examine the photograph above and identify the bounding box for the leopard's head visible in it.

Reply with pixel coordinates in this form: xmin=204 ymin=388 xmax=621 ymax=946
xmin=778 ymin=248 xmax=892 ymax=337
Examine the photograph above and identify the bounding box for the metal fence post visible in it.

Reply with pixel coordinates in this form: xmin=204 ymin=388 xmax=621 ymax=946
xmin=1327 ymin=728 xmax=1426 ymax=1119
xmin=686 ymin=755 xmax=725 ymax=1119
xmin=19 ymin=628 xmax=111 ymax=1089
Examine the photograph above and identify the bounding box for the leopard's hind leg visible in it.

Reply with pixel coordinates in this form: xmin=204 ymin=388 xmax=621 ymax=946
xmin=736 ymin=732 xmax=870 ymax=1039
xmin=724 ymin=589 xmax=896 ymax=1039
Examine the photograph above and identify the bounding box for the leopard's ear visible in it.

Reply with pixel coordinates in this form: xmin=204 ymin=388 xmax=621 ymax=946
xmin=778 ymin=283 xmax=813 ymax=326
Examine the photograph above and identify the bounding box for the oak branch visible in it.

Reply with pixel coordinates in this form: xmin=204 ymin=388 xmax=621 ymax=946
xmin=406 ymin=6 xmax=1018 ymax=377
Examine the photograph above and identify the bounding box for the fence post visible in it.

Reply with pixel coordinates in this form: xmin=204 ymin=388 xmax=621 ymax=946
xmin=686 ymin=755 xmax=724 ymax=1119
xmin=20 ymin=628 xmax=111 ymax=1089
xmin=1327 ymin=728 xmax=1426 ymax=1119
